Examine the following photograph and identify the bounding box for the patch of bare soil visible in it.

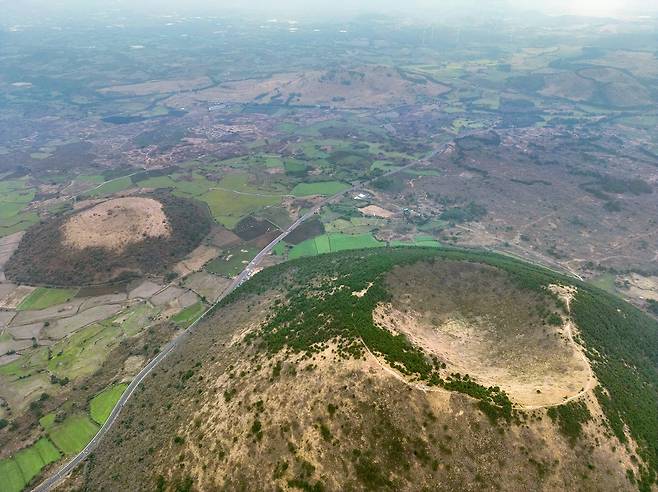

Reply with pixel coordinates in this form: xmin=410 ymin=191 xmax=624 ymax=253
xmin=0 ymin=285 xmax=35 ymax=309
xmin=620 ymin=273 xmax=658 ymax=301
xmin=206 ymin=226 xmax=241 ymax=248
xmin=173 ymin=245 xmax=219 ymax=277
xmin=359 ymin=205 xmax=394 ymax=218
xmin=62 ymin=197 xmax=171 ymax=252
xmin=122 ymin=355 xmax=145 ymax=379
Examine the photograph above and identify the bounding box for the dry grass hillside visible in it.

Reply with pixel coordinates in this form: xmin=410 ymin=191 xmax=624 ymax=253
xmin=164 ymin=66 xmax=450 ymax=109
xmin=57 ymin=248 xmax=658 ymax=492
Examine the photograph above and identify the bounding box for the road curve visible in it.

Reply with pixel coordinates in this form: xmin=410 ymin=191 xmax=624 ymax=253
xmin=30 ymin=148 xmax=444 ymax=492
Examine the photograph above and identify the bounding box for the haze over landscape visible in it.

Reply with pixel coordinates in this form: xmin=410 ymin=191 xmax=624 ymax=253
xmin=1 ymin=1 xmax=658 ymax=492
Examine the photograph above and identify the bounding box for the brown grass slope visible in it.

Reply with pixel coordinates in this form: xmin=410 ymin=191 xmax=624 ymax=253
xmin=66 ymin=267 xmax=635 ymax=492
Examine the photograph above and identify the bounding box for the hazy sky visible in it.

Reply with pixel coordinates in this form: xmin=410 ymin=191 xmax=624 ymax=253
xmin=2 ymin=0 xmax=656 ymax=22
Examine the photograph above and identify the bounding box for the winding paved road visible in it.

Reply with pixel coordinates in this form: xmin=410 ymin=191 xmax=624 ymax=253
xmin=30 ymin=148 xmax=444 ymax=492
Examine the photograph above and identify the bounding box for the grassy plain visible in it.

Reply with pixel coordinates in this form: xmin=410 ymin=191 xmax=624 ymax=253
xmin=205 ymin=246 xmax=259 ymax=277
xmin=288 ymin=233 xmax=383 ymax=259
xmin=90 ymin=383 xmax=129 ymax=425
xmin=85 ymin=176 xmax=133 ymax=197
xmin=200 ymin=189 xmax=280 ymax=229
xmin=171 ymin=302 xmax=206 ymax=328
xmin=16 ymin=288 xmax=78 ymax=311
xmin=0 ymin=179 xmax=38 ymax=237
xmin=292 ymin=181 xmax=350 ymax=196
xmin=0 ymin=438 xmax=60 ymax=492
xmin=48 ymin=414 xmax=99 ymax=455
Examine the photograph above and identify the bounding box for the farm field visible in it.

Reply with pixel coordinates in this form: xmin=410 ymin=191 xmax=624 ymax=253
xmin=288 ymin=233 xmax=384 ymax=259
xmin=292 ymin=181 xmax=350 ymax=197
xmin=84 ymin=176 xmax=134 ymax=197
xmin=589 ymin=273 xmax=618 ymax=294
xmin=199 ymin=189 xmax=280 ymax=229
xmin=171 ymin=302 xmax=206 ymax=328
xmin=390 ymin=236 xmax=442 ymax=248
xmin=47 ymin=414 xmax=99 ymax=455
xmin=0 ymin=180 xmax=38 ymax=237
xmin=205 ymin=246 xmax=260 ymax=277
xmin=16 ymin=288 xmax=78 ymax=311
xmin=0 ymin=438 xmax=60 ymax=492
xmin=89 ymin=383 xmax=129 ymax=425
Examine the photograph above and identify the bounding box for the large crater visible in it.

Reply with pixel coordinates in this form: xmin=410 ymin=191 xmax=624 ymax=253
xmin=5 ymin=193 xmax=211 ymax=287
xmin=62 ymin=197 xmax=171 ymax=252
xmin=376 ymin=261 xmax=592 ymax=408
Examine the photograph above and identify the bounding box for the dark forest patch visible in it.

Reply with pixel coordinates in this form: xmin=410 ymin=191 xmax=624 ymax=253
xmin=234 ymin=216 xmax=280 ymax=242
xmin=284 ymin=218 xmax=325 ymax=245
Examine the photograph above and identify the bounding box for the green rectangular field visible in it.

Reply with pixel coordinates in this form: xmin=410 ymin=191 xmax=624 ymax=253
xmin=75 ymin=174 xmax=105 ymax=184
xmin=33 ymin=437 xmax=60 ymax=464
xmin=171 ymin=302 xmax=206 ymax=329
xmin=314 ymin=235 xmax=331 ymax=254
xmin=48 ymin=414 xmax=99 ymax=455
xmin=136 ymin=175 xmax=178 ymax=189
xmin=14 ymin=447 xmax=44 ymax=486
xmin=47 ymin=322 xmax=122 ymax=380
xmin=205 ymin=246 xmax=260 ymax=277
xmin=292 ymin=181 xmax=350 ymax=197
xmin=17 ymin=287 xmax=78 ymax=311
xmin=0 ymin=457 xmax=25 ymax=492
xmin=0 ymin=202 xmax=26 ymax=220
xmin=0 ymin=438 xmax=60 ymax=492
xmin=272 ymin=242 xmax=288 ymax=256
xmin=589 ymin=273 xmax=617 ymax=294
xmin=288 ymin=238 xmax=318 ymax=259
xmin=200 ymin=189 xmax=280 ymax=229
xmin=89 ymin=383 xmax=129 ymax=425
xmin=328 ymin=233 xmax=384 ymax=252
xmin=39 ymin=413 xmax=56 ymax=431
xmin=171 ymin=174 xmax=215 ymax=196
xmin=85 ymin=176 xmax=133 ymax=197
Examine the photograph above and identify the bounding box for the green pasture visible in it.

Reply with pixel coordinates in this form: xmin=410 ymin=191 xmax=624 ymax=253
xmin=390 ymin=236 xmax=441 ymax=248
xmin=17 ymin=288 xmax=78 ymax=311
xmin=85 ymin=176 xmax=133 ymax=197
xmin=288 ymin=233 xmax=384 ymax=259
xmin=370 ymin=160 xmax=402 ymax=172
xmin=589 ymin=273 xmax=617 ymax=294
xmin=45 ymin=302 xmax=159 ymax=380
xmin=171 ymin=302 xmax=206 ymax=328
xmin=0 ymin=438 xmax=60 ymax=492
xmin=47 ymin=323 xmax=121 ymax=380
xmin=48 ymin=414 xmax=99 ymax=455
xmin=0 ymin=179 xmax=37 ymax=237
xmin=39 ymin=413 xmax=56 ymax=431
xmin=0 ymin=212 xmax=39 ymax=238
xmin=200 ymin=189 xmax=280 ymax=229
xmin=136 ymin=175 xmax=178 ymax=189
xmin=75 ymin=174 xmax=105 ymax=184
xmin=283 ymin=159 xmax=308 ymax=174
xmin=325 ymin=217 xmax=385 ymax=235
xmin=89 ymin=383 xmax=129 ymax=425
xmin=292 ymin=181 xmax=350 ymax=197
xmin=205 ymin=246 xmax=259 ymax=277
xmin=0 ymin=347 xmax=49 ymax=379
xmin=257 ymin=206 xmax=292 ymax=229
